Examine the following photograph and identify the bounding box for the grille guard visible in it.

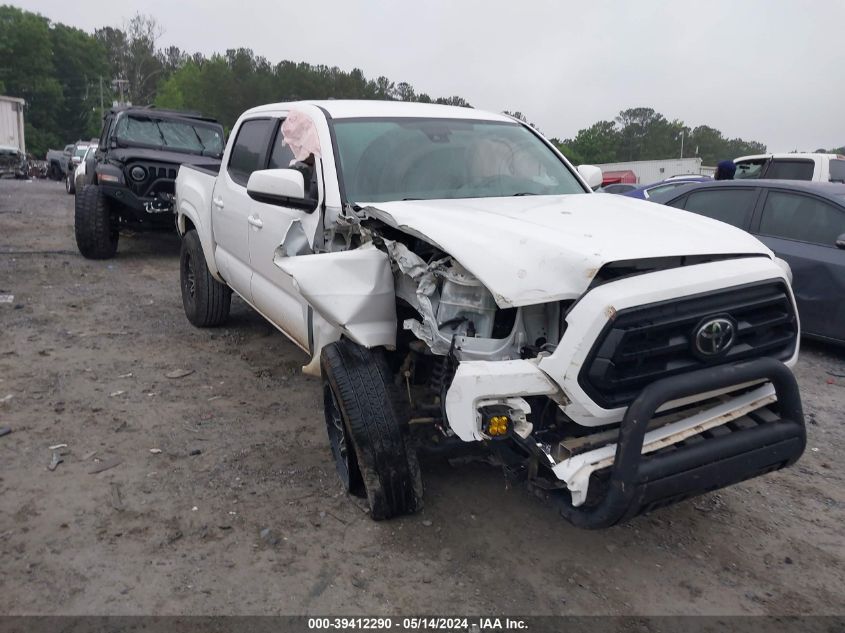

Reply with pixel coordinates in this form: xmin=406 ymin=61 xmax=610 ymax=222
xmin=555 ymin=357 xmax=805 ymax=529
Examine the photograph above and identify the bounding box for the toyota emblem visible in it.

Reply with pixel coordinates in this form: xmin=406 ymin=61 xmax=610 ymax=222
xmin=693 ymin=317 xmax=735 ymax=357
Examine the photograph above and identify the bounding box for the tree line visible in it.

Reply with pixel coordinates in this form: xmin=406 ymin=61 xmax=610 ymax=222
xmin=7 ymin=5 xmax=833 ymax=165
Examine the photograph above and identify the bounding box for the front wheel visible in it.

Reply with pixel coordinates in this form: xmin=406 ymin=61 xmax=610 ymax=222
xmin=321 ymin=340 xmax=423 ymax=520
xmin=65 ymin=173 xmax=75 ymax=194
xmin=180 ymin=230 xmax=232 ymax=327
xmin=75 ymin=185 xmax=118 ymax=259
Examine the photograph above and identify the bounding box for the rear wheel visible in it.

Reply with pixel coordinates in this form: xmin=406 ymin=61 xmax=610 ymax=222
xmin=74 ymin=185 xmax=118 ymax=259
xmin=320 ymin=339 xmax=423 ymax=520
xmin=180 ymin=230 xmax=231 ymax=327
xmin=65 ymin=173 xmax=75 ymax=194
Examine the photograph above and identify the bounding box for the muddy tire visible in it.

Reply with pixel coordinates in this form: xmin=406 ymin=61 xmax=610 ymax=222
xmin=75 ymin=185 xmax=118 ymax=259
xmin=180 ymin=230 xmax=231 ymax=327
xmin=320 ymin=339 xmax=423 ymax=520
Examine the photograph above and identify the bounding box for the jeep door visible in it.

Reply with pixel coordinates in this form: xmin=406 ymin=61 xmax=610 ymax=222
xmin=211 ymin=117 xmax=276 ymax=301
xmin=247 ymin=117 xmax=322 ymax=351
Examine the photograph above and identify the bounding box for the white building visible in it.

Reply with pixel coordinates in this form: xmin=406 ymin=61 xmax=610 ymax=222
xmin=0 ymin=95 xmax=26 ymax=153
xmin=595 ymin=158 xmax=713 ymax=184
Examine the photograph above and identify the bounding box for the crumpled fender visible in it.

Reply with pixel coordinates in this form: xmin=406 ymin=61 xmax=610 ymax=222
xmin=275 ymin=243 xmax=397 ymax=348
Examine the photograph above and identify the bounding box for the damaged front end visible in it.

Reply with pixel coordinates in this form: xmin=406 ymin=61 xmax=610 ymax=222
xmin=277 ymin=203 xmax=806 ymax=528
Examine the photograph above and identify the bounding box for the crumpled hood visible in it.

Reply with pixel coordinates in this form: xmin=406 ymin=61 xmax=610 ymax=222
xmin=366 ymin=194 xmax=774 ymax=307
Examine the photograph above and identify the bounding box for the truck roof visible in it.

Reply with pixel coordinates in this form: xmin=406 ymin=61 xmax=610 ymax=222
xmin=243 ymin=99 xmax=515 ymax=123
xmin=108 ymin=105 xmax=220 ymax=124
xmin=735 ymin=152 xmax=844 ymax=161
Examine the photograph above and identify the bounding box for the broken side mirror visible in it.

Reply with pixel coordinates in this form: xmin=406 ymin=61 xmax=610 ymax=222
xmin=247 ymin=168 xmax=316 ymax=211
xmin=577 ymin=165 xmax=603 ymax=191
xmin=836 ymin=233 xmax=845 ymax=249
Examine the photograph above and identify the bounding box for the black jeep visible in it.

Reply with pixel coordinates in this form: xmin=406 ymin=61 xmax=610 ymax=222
xmin=75 ymin=106 xmax=224 ymax=259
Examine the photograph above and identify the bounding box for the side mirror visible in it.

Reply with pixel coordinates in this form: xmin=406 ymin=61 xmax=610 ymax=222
xmin=247 ymin=168 xmax=315 ymax=210
xmin=836 ymin=234 xmax=845 ymax=249
xmin=577 ymin=165 xmax=603 ymax=191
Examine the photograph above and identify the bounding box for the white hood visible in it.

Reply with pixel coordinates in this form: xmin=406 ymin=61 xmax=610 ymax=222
xmin=366 ymin=194 xmax=773 ymax=307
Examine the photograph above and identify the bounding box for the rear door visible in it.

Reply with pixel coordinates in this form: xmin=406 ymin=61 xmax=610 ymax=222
xmin=750 ymin=189 xmax=845 ymax=341
xmin=211 ymin=117 xmax=275 ymax=301
xmin=665 ymin=186 xmax=760 ymax=230
xmin=247 ymin=118 xmax=323 ymax=351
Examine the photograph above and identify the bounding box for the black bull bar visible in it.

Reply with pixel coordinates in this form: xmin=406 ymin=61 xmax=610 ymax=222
xmin=555 ymin=357 xmax=805 ymax=529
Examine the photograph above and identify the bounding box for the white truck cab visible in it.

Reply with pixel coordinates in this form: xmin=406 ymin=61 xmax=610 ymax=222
xmin=175 ymin=101 xmax=806 ymax=528
xmin=735 ymin=152 xmax=845 ymax=182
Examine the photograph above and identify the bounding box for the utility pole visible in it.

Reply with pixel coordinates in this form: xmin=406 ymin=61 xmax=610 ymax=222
xmin=679 ymin=130 xmax=685 ymax=159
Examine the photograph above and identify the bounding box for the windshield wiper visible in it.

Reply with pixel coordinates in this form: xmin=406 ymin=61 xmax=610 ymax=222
xmin=512 ymin=192 xmax=538 ymax=196
xmin=191 ymin=126 xmax=206 ymax=152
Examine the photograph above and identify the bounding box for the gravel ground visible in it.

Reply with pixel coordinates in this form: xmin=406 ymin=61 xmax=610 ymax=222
xmin=1 ymin=178 xmax=844 ymax=616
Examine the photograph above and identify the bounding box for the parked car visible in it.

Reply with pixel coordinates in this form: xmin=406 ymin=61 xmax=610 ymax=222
xmin=599 ymin=183 xmax=639 ymax=194
xmin=622 ymin=175 xmax=712 ymax=200
xmin=734 ymin=153 xmax=845 ymax=183
xmin=46 ymin=144 xmax=74 ymax=180
xmin=69 ymin=143 xmax=98 ymax=194
xmin=651 ymin=180 xmax=845 ymax=343
xmin=0 ymin=144 xmax=27 ymax=178
xmin=65 ymin=141 xmax=94 ymax=194
xmin=74 ymin=106 xmax=224 ymax=259
xmin=174 ymin=100 xmax=805 ymax=528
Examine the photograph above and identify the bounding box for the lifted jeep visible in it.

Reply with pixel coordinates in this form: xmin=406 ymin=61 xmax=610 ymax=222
xmin=74 ymin=106 xmax=224 ymax=259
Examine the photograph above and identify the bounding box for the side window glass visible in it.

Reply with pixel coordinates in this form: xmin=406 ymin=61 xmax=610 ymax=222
xmin=267 ymin=121 xmax=296 ymax=169
xmin=227 ymin=118 xmax=273 ymax=187
xmin=666 ymin=195 xmax=687 ymax=209
xmin=759 ymin=191 xmax=845 ymax=245
xmin=682 ymin=189 xmax=757 ymax=228
xmin=765 ymin=160 xmax=814 ymax=180
xmin=735 ymin=160 xmax=766 ymax=179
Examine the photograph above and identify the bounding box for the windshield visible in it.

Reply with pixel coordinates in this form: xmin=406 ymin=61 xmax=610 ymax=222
xmin=332 ymin=117 xmax=585 ymax=203
xmin=735 ymin=159 xmax=767 ymax=179
xmin=114 ymin=115 xmax=224 ymax=156
xmin=74 ymin=146 xmax=88 ymax=158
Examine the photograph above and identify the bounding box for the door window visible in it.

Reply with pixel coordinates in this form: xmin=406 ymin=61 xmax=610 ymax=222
xmin=680 ymin=188 xmax=757 ymax=228
xmin=227 ymin=118 xmax=274 ymax=186
xmin=765 ymin=159 xmax=814 ymax=180
xmin=829 ymin=159 xmax=845 ymax=183
xmin=758 ymin=191 xmax=845 ymax=246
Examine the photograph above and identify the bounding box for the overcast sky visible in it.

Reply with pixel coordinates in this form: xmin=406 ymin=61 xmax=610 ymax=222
xmin=19 ymin=0 xmax=845 ymax=152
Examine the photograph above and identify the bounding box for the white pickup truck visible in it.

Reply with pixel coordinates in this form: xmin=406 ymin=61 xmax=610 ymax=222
xmin=735 ymin=152 xmax=845 ymax=182
xmin=175 ymin=101 xmax=806 ymax=528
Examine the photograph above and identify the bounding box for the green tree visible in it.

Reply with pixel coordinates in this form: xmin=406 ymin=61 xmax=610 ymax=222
xmin=565 ymin=120 xmax=620 ymax=164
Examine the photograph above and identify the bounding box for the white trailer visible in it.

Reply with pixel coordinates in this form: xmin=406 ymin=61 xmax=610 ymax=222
xmin=596 ymin=158 xmax=707 ymax=184
xmin=0 ymin=96 xmax=26 ymax=153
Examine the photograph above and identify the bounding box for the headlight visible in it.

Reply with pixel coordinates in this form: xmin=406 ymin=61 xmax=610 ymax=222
xmin=130 ymin=165 xmax=146 ymax=182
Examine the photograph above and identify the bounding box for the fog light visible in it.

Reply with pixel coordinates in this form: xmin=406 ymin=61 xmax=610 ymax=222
xmin=481 ymin=405 xmax=512 ymax=438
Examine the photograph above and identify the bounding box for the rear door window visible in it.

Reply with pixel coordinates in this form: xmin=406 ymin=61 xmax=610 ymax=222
xmin=764 ymin=159 xmax=815 ymax=180
xmin=678 ymin=188 xmax=758 ymax=228
xmin=829 ymin=159 xmax=845 ymax=183
xmin=227 ymin=118 xmax=274 ymax=186
xmin=758 ymin=190 xmax=845 ymax=246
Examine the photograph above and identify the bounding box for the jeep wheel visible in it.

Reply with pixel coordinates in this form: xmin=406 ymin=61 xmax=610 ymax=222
xmin=320 ymin=340 xmax=423 ymax=520
xmin=180 ymin=230 xmax=231 ymax=327
xmin=65 ymin=173 xmax=75 ymax=194
xmin=49 ymin=162 xmax=61 ymax=181
xmin=75 ymin=185 xmax=118 ymax=259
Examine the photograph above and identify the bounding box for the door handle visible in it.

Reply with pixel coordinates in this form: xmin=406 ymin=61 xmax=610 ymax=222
xmin=247 ymin=215 xmax=263 ymax=229
xmin=212 ymin=197 xmax=225 ymax=209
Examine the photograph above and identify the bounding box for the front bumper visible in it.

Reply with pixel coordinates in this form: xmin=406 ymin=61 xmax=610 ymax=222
xmin=551 ymin=357 xmax=804 ymax=528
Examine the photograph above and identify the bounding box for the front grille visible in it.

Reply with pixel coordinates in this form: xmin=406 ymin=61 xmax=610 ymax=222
xmin=125 ymin=162 xmax=179 ymax=197
xmin=578 ymin=281 xmax=797 ymax=409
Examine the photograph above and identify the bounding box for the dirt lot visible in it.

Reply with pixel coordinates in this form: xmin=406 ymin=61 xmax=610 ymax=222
xmin=1 ymin=178 xmax=844 ymax=616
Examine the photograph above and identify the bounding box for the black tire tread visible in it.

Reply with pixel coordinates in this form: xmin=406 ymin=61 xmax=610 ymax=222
xmin=180 ymin=230 xmax=231 ymax=327
xmin=74 ymin=184 xmax=117 ymax=259
xmin=321 ymin=340 xmax=423 ymax=520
